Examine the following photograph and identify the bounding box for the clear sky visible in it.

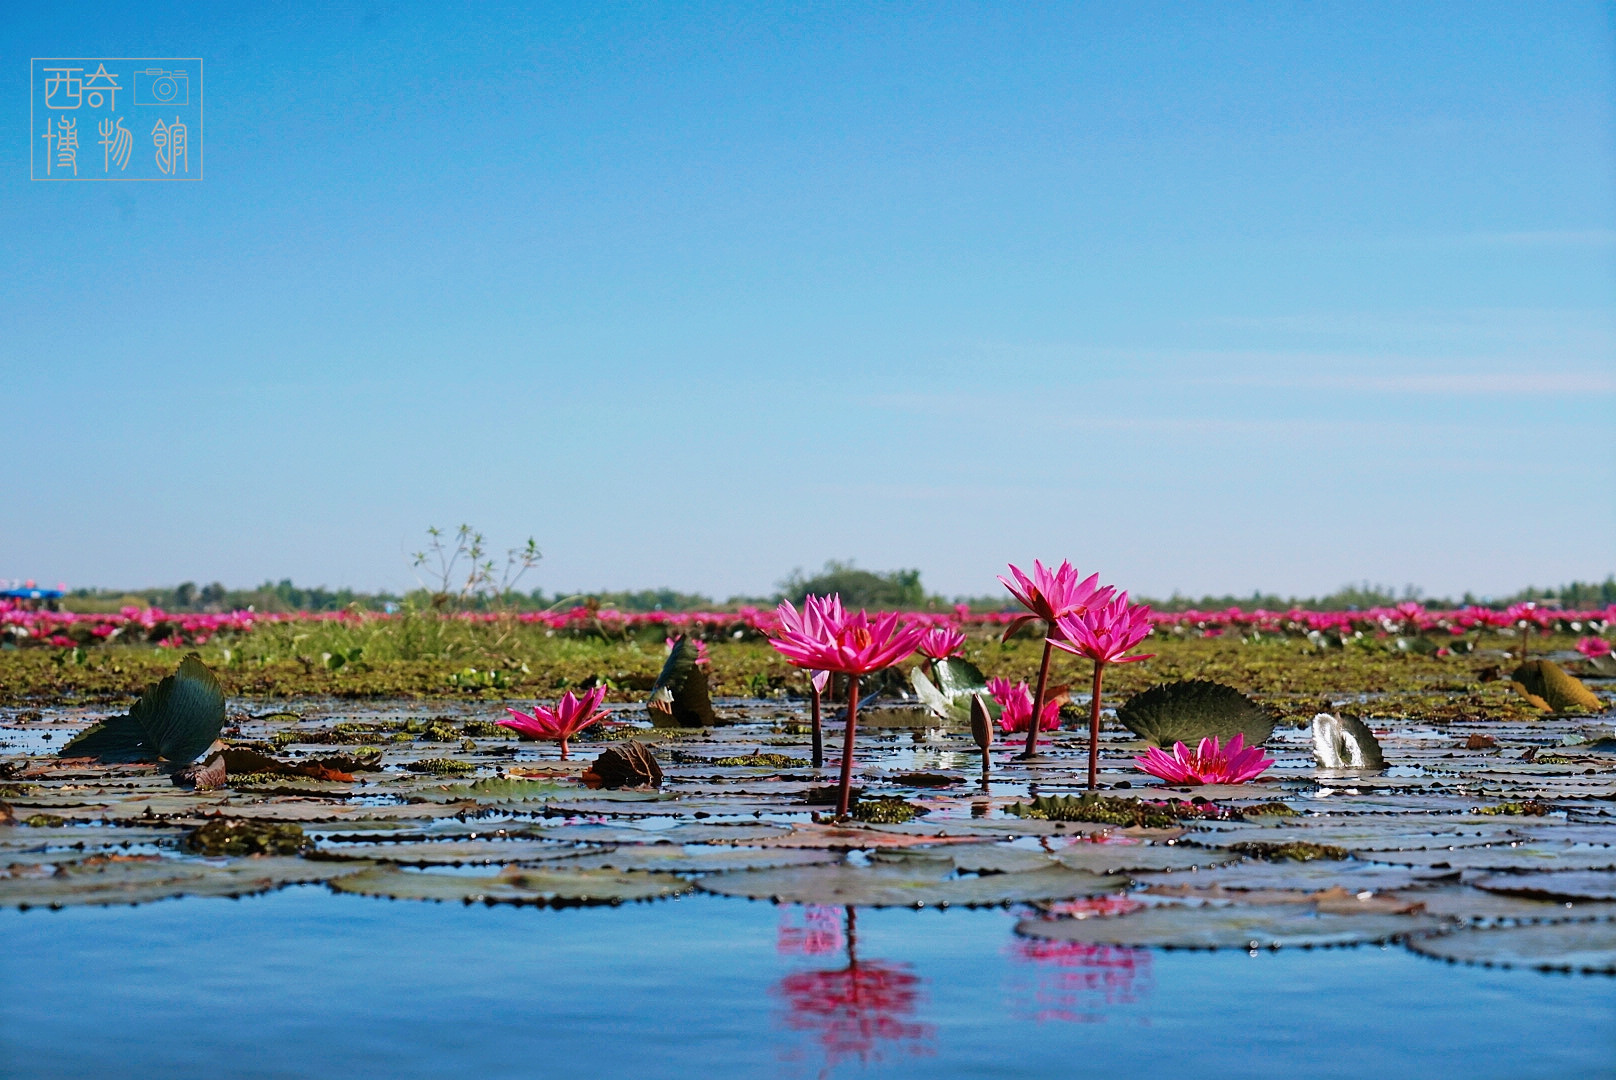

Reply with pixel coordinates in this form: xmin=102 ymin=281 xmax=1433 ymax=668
xmin=4 ymin=2 xmax=1613 ymax=601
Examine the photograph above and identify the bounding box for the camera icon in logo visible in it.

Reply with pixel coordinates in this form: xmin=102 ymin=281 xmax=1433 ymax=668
xmin=133 ymin=68 xmax=189 ymax=105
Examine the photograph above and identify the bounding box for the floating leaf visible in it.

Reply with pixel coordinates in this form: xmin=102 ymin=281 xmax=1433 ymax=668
xmin=59 ymin=654 xmax=225 ymax=765
xmin=551 ymin=846 xmax=841 ymax=873
xmin=647 ymin=636 xmax=716 ymax=728
xmin=697 ymin=858 xmax=1126 ymax=906
xmin=1312 ymin=712 xmax=1386 ymax=770
xmin=1051 ymin=843 xmax=1242 ymax=874
xmin=0 ymin=855 xmax=359 ymax=909
xmin=585 ymin=743 xmax=663 ymax=789
xmin=314 ymin=839 xmax=584 ymax=865
xmin=132 ymin=654 xmax=226 ymax=764
xmin=330 ymin=864 xmax=692 ymax=905
xmin=1510 ymin=661 xmax=1604 ymax=714
xmin=1472 ymin=870 xmax=1616 ymax=902
xmin=1015 ymin=905 xmax=1444 ymax=949
xmin=1407 ymin=922 xmax=1616 ymax=973
xmin=1383 ymin=885 xmax=1616 ymax=924
xmin=932 ymin=657 xmax=988 ymax=699
xmin=1115 ymin=680 xmax=1275 ymax=748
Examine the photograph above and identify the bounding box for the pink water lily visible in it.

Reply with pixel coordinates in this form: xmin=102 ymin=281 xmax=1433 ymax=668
xmin=1577 ymin=636 xmax=1612 ymax=659
xmin=999 ymin=560 xmax=1114 ymax=759
xmin=770 ymin=595 xmax=926 ymax=676
xmin=498 ymin=685 xmax=608 ymax=760
xmin=770 ymin=594 xmax=926 ymax=817
xmin=917 ymin=626 xmax=966 ymax=661
xmin=1134 ymin=734 xmax=1274 ymax=786
xmin=1050 ymin=592 xmax=1156 ymax=790
xmin=998 ymin=560 xmax=1113 ymax=640
xmin=987 ymin=676 xmax=1062 ymax=735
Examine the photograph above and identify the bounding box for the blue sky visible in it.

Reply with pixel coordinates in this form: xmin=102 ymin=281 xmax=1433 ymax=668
xmin=4 ymin=2 xmax=1613 ymax=601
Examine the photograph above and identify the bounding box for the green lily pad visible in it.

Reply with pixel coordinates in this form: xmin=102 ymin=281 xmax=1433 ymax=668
xmin=313 ymin=840 xmax=584 ymax=865
xmin=1015 ymin=905 xmax=1445 ymax=949
xmin=330 ymin=864 xmax=692 ymax=904
xmin=648 ymin=636 xmax=716 ymax=728
xmin=1051 ymin=843 xmax=1243 ymax=874
xmin=0 ymin=855 xmax=361 ymax=909
xmin=933 ymin=657 xmax=988 ymax=699
xmin=696 ymin=859 xmax=1126 ymax=907
xmin=1406 ymin=922 xmax=1616 ymax=972
xmin=59 ymin=655 xmax=225 ymax=765
xmin=1472 ymin=870 xmax=1616 ymax=902
xmin=551 ymin=846 xmax=842 ymax=873
xmin=1115 ymin=680 xmax=1275 ymax=748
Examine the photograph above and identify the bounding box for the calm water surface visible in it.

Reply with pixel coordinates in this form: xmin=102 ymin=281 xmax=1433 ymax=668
xmin=4 ymin=888 xmax=1613 ymax=1079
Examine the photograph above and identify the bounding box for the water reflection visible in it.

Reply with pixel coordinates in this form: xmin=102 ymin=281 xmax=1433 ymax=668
xmin=1005 ymin=902 xmax=1154 ymax=1025
xmin=773 ymin=907 xmax=936 ymax=1071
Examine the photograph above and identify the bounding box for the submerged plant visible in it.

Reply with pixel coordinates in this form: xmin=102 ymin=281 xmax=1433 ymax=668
xmin=1050 ymin=592 xmax=1155 ymax=789
xmin=999 ymin=561 xmax=1113 ymax=759
xmin=499 ymin=685 xmax=608 ymax=759
xmin=1133 ymin=733 xmax=1275 ymax=786
xmin=769 ymin=594 xmax=925 ymax=818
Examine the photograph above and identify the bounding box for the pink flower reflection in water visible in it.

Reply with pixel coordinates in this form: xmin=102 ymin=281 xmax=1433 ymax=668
xmin=772 ymin=907 xmax=935 ymax=1069
xmin=1006 ymin=905 xmax=1155 ymax=1025
xmin=776 ymin=906 xmax=844 ymax=957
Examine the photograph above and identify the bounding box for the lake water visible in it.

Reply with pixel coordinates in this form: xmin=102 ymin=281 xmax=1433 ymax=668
xmin=5 ymin=887 xmax=1612 ymax=1079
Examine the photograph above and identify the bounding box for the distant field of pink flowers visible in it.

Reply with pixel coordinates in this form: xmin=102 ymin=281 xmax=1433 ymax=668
xmin=1 ymin=599 xmax=1609 ymax=651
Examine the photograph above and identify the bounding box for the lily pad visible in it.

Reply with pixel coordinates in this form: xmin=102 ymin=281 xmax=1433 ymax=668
xmin=551 ymin=846 xmax=841 ymax=873
xmin=697 ymin=859 xmax=1126 ymax=906
xmin=1472 ymin=870 xmax=1616 ymax=902
xmin=59 ymin=655 xmax=225 ymax=765
xmin=1511 ymin=661 xmax=1604 ymax=714
xmin=1312 ymin=713 xmax=1386 ymax=770
xmin=1051 ymin=843 xmax=1243 ymax=874
xmin=329 ymin=864 xmax=692 ymax=904
xmin=1015 ymin=905 xmax=1445 ymax=949
xmin=0 ymin=854 xmax=361 ymax=908
xmin=313 ymin=839 xmax=584 ymax=865
xmin=1407 ymin=921 xmax=1616 ymax=973
xmin=647 ymin=636 xmax=716 ymax=728
xmin=1115 ymin=680 xmax=1275 ymax=748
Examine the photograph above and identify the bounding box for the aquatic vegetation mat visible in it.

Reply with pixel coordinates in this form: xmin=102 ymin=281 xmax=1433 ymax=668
xmin=1 ymin=629 xmax=1612 ymax=974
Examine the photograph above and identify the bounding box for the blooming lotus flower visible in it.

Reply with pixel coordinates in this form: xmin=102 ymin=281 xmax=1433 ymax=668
xmin=987 ymin=676 xmax=1061 ymax=734
xmin=999 ymin=560 xmax=1114 ymax=759
xmin=1050 ymin=593 xmax=1156 ymax=668
xmin=498 ymin=685 xmax=608 ymax=760
xmin=770 ymin=595 xmax=926 ymax=676
xmin=1577 ymin=636 xmax=1612 ymax=659
xmin=917 ymin=626 xmax=965 ymax=661
xmin=1050 ymin=592 xmax=1156 ymax=790
xmin=1134 ymin=734 xmax=1274 ymax=786
xmin=770 ymin=594 xmax=925 ymax=817
xmin=998 ymin=561 xmax=1113 ymax=641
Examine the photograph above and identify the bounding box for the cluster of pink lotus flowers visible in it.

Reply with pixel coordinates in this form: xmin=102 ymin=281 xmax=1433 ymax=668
xmin=3 ymin=595 xmax=1610 ymax=653
xmin=6 ymin=595 xmax=1608 ymax=654
xmin=763 ymin=561 xmax=1156 ymax=814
